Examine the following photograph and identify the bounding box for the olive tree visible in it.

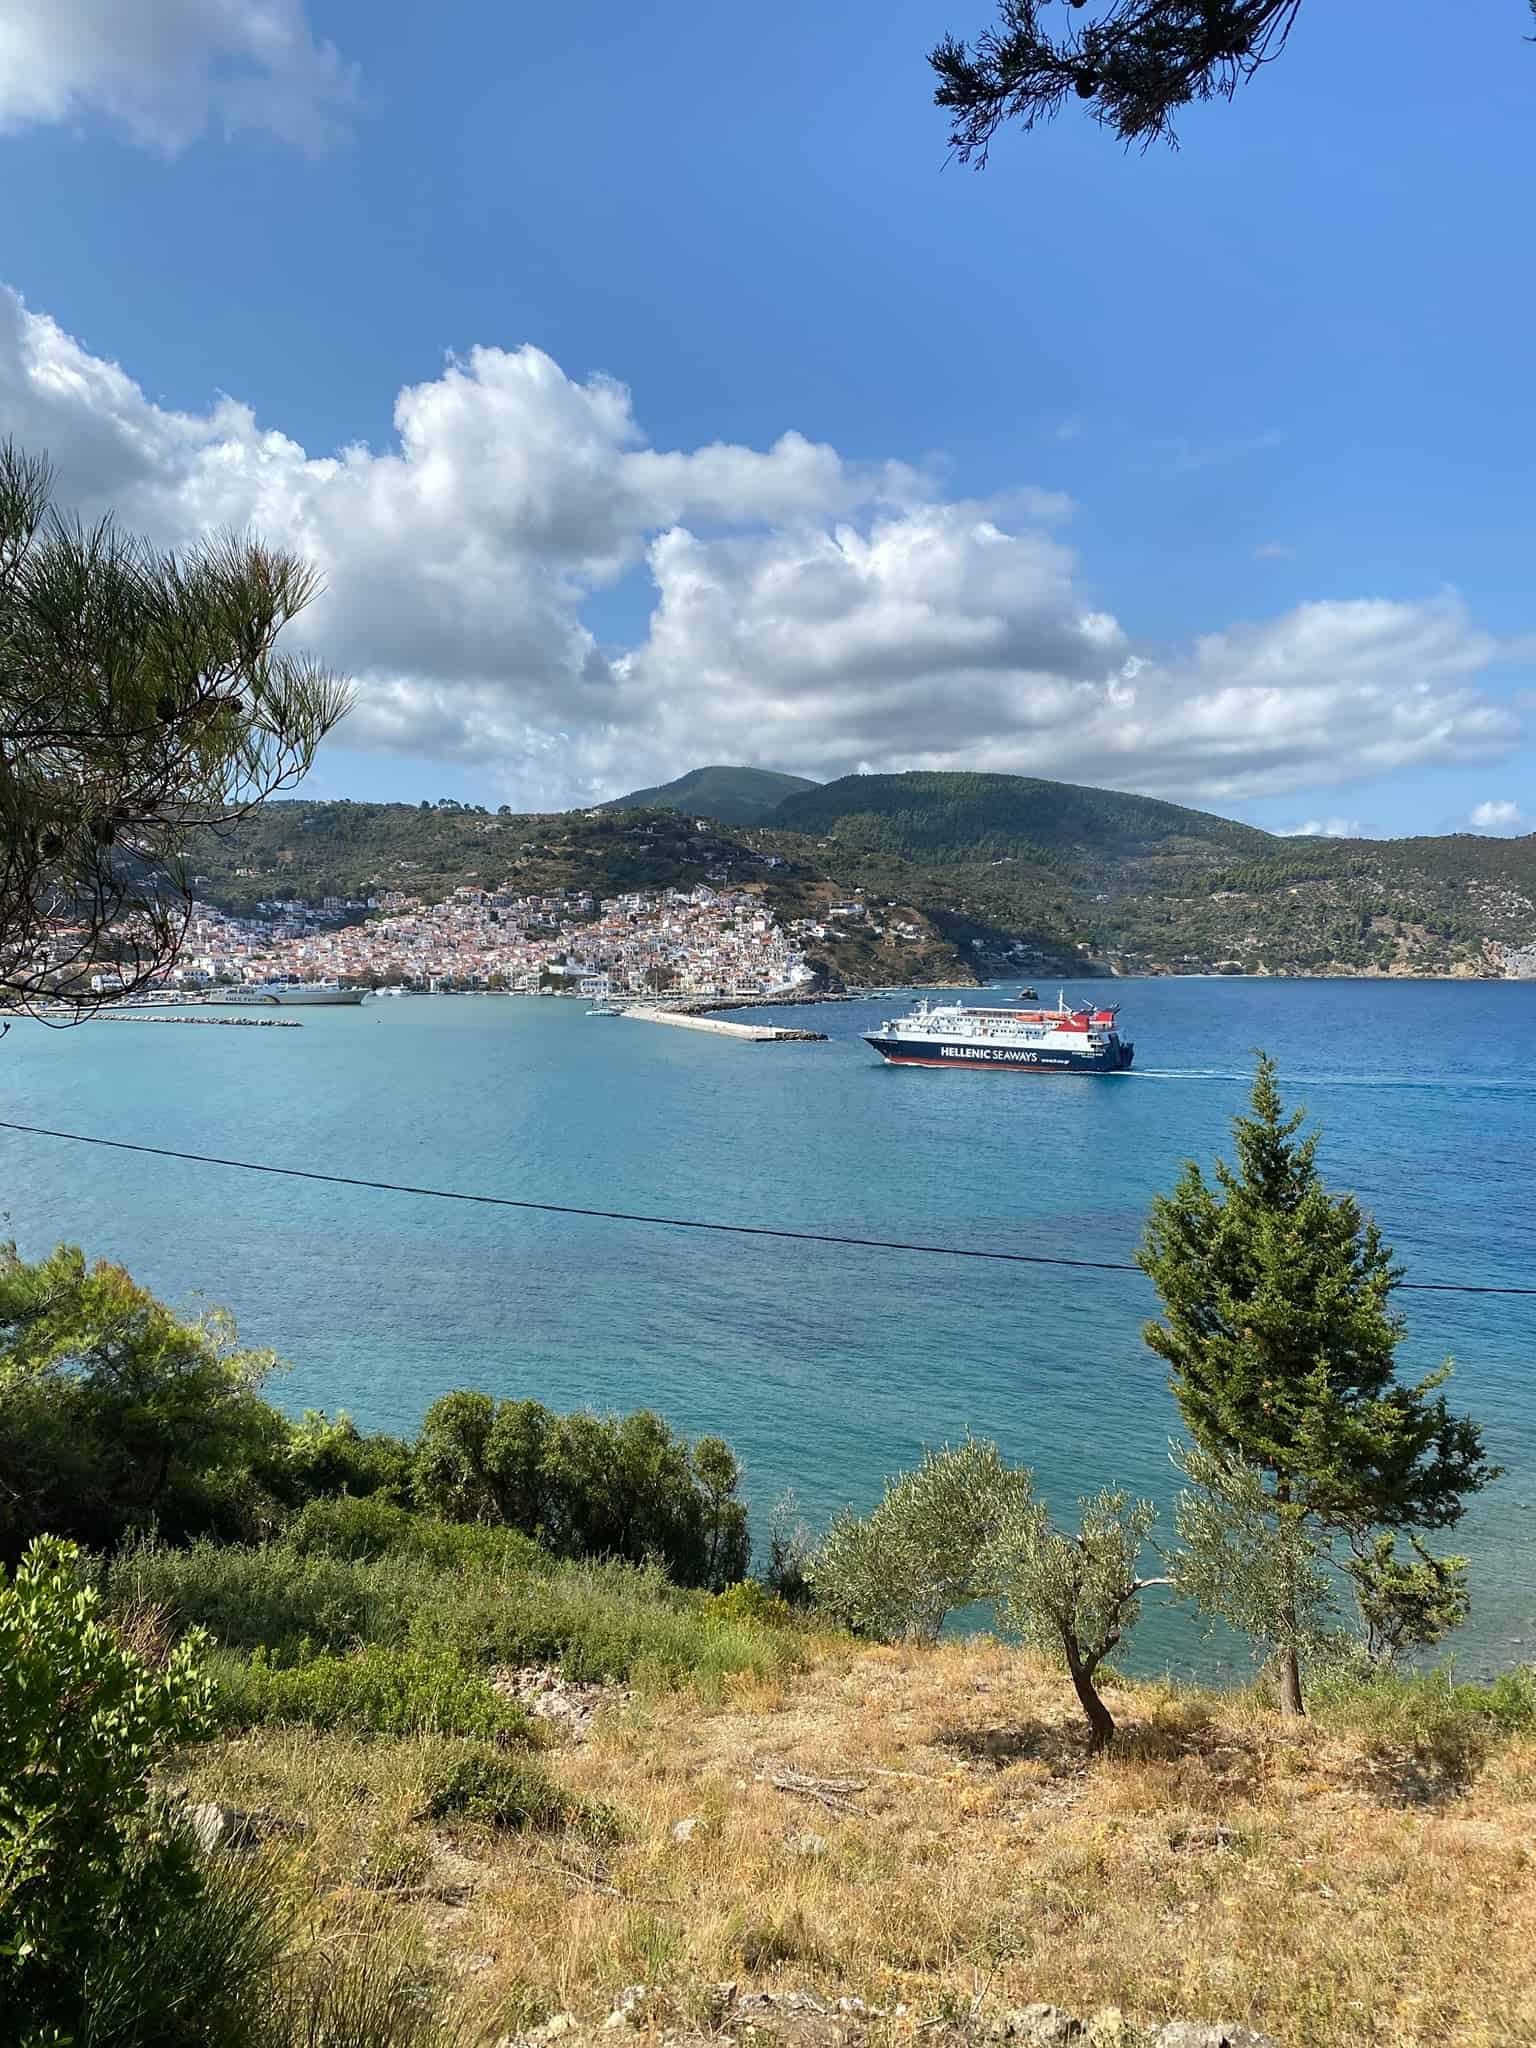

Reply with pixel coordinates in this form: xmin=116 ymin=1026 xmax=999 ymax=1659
xmin=0 ymin=439 xmax=349 ymax=1014
xmin=987 ymin=1485 xmax=1168 ymax=1754
xmin=806 ymin=1437 xmax=1027 ymax=1643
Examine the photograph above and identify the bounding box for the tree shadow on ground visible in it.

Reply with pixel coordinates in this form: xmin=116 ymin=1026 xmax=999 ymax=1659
xmin=936 ymin=1718 xmax=1089 ymax=1771
xmin=1346 ymin=1738 xmax=1487 ymax=1807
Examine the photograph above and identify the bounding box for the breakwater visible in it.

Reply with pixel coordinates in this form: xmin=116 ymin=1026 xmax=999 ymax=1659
xmin=622 ymin=1006 xmax=826 ymax=1043
xmin=31 ymin=1011 xmax=302 ymax=1028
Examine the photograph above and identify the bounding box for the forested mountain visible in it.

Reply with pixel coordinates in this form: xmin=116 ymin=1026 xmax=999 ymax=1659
xmin=602 ymin=765 xmax=818 ymax=825
xmin=181 ymin=770 xmax=1536 ymax=982
xmin=771 ymin=771 xmax=1271 ymax=863
xmin=758 ymin=772 xmax=1536 ymax=978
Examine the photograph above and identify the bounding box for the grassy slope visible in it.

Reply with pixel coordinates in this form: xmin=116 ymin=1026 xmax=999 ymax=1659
xmin=179 ymin=1637 xmax=1536 ymax=2048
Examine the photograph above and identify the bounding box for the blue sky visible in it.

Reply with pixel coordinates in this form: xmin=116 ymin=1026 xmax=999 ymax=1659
xmin=0 ymin=0 xmax=1532 ymax=838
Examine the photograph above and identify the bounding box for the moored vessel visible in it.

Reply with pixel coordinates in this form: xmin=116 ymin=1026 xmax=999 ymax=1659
xmin=205 ymin=980 xmax=366 ymax=1008
xmin=865 ymin=991 xmax=1133 ymax=1073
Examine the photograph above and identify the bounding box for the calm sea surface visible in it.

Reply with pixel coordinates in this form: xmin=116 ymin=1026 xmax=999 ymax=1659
xmin=3 ymin=977 xmax=1533 ymax=1673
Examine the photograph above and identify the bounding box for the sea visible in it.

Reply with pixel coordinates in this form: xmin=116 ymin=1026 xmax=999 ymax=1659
xmin=3 ymin=976 xmax=1533 ymax=1675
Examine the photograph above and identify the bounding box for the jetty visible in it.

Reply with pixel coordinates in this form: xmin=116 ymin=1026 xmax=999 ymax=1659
xmin=30 ymin=1010 xmax=301 ymax=1028
xmin=622 ymin=1006 xmax=825 ymax=1043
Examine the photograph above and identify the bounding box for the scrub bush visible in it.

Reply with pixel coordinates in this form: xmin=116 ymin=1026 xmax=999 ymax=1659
xmin=211 ymin=1642 xmax=535 ymax=1740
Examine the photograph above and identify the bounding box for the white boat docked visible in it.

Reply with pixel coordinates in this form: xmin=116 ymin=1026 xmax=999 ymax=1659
xmin=205 ymin=980 xmax=366 ymax=1008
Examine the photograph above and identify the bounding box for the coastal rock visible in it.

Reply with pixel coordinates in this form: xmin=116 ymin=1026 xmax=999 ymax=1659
xmin=602 ymin=1986 xmax=655 ymax=2030
xmin=527 ymin=2015 xmax=580 ymax=2043
xmin=735 ymin=1991 xmax=830 ymax=2017
xmin=180 ymin=1800 xmax=306 ymax=1855
xmin=1151 ymin=2027 xmax=1279 ymax=2048
xmin=491 ymin=1665 xmax=631 ymax=1740
xmin=992 ymin=2007 xmax=1084 ymax=2045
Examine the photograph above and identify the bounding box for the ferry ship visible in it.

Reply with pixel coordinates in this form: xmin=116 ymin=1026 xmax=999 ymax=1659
xmin=864 ymin=991 xmax=1134 ymax=1073
xmin=205 ymin=980 xmax=366 ymax=1008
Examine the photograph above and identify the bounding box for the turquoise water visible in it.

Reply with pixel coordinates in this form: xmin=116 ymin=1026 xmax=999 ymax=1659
xmin=3 ymin=978 xmax=1534 ymax=1673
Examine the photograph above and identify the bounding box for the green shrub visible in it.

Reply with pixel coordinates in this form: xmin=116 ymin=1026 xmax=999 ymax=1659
xmin=112 ymin=1535 xmax=803 ymax=1701
xmin=355 ymin=1822 xmax=432 ymax=1893
xmin=1477 ymin=1668 xmax=1536 ymax=1731
xmin=0 ymin=1243 xmax=759 ymax=1600
xmin=0 ymin=1538 xmax=218 ymax=2035
xmin=412 ymin=1556 xmax=801 ymax=1690
xmin=1309 ymin=1659 xmax=1536 ymax=1782
xmin=420 ymin=1747 xmax=569 ymax=1831
xmin=277 ymin=1409 xmax=414 ymax=1508
xmin=0 ymin=1532 xmax=462 ymax=2048
xmin=68 ymin=1852 xmax=292 ymax=2048
xmin=211 ymin=1642 xmax=536 ymax=1740
xmin=107 ymin=1535 xmax=421 ymax=1659
xmin=0 ymin=1245 xmax=289 ymax=1562
xmin=413 ymin=1394 xmax=749 ymax=1589
xmin=708 ymin=1579 xmax=797 ymax=1630
xmin=268 ymin=1948 xmax=455 ymax=2048
xmin=288 ymin=1493 xmax=549 ymax=1574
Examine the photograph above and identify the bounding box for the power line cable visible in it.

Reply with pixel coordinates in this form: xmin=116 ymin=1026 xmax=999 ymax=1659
xmin=1 ymin=1117 xmax=1533 ymax=1296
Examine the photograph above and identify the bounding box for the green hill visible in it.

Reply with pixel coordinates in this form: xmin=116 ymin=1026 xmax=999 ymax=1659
xmin=760 ymin=772 xmax=1536 ymax=979
xmin=178 ymin=797 xmax=962 ymax=986
xmin=182 ymin=798 xmax=789 ymax=912
xmin=603 ymin=764 xmax=818 ymax=826
xmin=179 ymin=771 xmax=1536 ymax=984
xmin=771 ymin=770 xmax=1272 ymax=863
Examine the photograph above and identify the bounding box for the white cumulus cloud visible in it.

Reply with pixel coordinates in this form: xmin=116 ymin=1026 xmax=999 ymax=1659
xmin=0 ymin=0 xmax=358 ymax=153
xmin=1285 ymin=818 xmax=1366 ymax=838
xmin=0 ymin=283 xmax=1523 ymax=811
xmin=1469 ymin=799 xmax=1524 ymax=834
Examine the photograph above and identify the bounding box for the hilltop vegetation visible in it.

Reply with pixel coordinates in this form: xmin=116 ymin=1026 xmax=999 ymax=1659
xmin=772 ymin=771 xmax=1270 ymax=862
xmin=603 ymin=765 xmax=820 ymax=826
xmin=180 ymin=769 xmax=1536 ymax=981
xmin=760 ymin=772 xmax=1536 ymax=978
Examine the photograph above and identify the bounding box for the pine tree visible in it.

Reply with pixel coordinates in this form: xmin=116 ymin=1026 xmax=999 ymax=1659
xmin=1137 ymin=1055 xmax=1496 ymax=1714
xmin=1 ymin=439 xmax=348 ymax=1012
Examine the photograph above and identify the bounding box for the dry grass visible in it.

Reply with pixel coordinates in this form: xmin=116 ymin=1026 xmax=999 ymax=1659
xmin=177 ymin=1642 xmax=1536 ymax=2048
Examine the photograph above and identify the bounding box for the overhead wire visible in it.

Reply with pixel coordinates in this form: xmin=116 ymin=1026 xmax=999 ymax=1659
xmin=1 ymin=1118 xmax=1532 ymax=1296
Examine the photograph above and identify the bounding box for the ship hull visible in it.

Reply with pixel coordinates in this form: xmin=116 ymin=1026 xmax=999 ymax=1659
xmin=864 ymin=1034 xmax=1133 ymax=1073
xmin=207 ymin=986 xmax=366 ymax=1008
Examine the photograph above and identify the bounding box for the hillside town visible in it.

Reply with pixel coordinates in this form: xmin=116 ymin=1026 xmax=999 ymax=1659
xmin=155 ymin=884 xmax=817 ymax=998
